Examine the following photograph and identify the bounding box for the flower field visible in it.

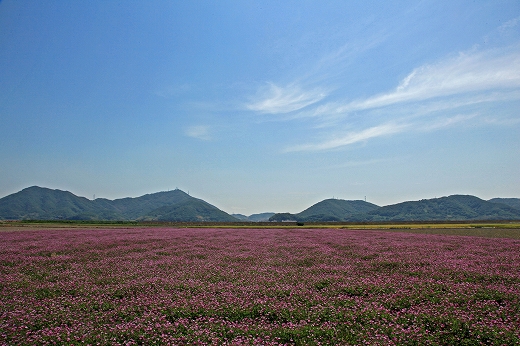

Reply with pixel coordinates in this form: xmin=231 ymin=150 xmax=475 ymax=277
xmin=1 ymin=227 xmax=519 ymax=345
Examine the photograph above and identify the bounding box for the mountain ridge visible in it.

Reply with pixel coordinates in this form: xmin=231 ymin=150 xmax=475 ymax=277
xmin=0 ymin=186 xmax=238 ymax=222
xmin=488 ymin=198 xmax=520 ymax=211
xmin=232 ymin=212 xmax=276 ymax=222
xmin=1 ymin=186 xmax=519 ymax=222
xmin=343 ymin=195 xmax=520 ymax=222
xmin=269 ymin=195 xmax=520 ymax=222
xmin=269 ymin=199 xmax=380 ymax=222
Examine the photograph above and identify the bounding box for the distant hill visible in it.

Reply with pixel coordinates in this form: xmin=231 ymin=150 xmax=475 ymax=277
xmin=232 ymin=214 xmax=249 ymax=221
xmin=269 ymin=199 xmax=380 ymax=222
xmin=2 ymin=187 xmax=519 ymax=222
xmin=0 ymin=186 xmax=238 ymax=222
xmin=298 ymin=199 xmax=380 ymax=221
xmin=488 ymin=198 xmax=520 ymax=211
xmin=232 ymin=212 xmax=275 ymax=222
xmin=270 ymin=195 xmax=520 ymax=222
xmin=269 ymin=213 xmax=298 ymax=222
xmin=345 ymin=195 xmax=520 ymax=221
xmin=247 ymin=212 xmax=275 ymax=222
xmin=139 ymin=199 xmax=238 ymax=222
xmin=97 ymin=189 xmax=195 ymax=219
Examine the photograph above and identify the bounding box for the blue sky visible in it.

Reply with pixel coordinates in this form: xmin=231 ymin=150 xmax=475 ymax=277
xmin=1 ymin=1 xmax=519 ymax=215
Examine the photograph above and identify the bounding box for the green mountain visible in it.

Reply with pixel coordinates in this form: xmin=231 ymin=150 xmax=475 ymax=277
xmin=98 ymin=189 xmax=195 ymax=219
xmin=3 ymin=187 xmax=519 ymax=222
xmin=0 ymin=186 xmax=238 ymax=222
xmin=298 ymin=199 xmax=380 ymax=221
xmin=269 ymin=195 xmax=520 ymax=222
xmin=269 ymin=199 xmax=380 ymax=222
xmin=488 ymin=198 xmax=520 ymax=211
xmin=140 ymin=199 xmax=238 ymax=222
xmin=345 ymin=195 xmax=520 ymax=221
xmin=0 ymin=186 xmax=122 ymax=220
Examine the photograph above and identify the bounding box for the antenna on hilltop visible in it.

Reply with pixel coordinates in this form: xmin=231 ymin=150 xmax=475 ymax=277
xmin=365 ymin=196 xmax=366 ymax=202
xmin=93 ymin=194 xmax=96 ymax=200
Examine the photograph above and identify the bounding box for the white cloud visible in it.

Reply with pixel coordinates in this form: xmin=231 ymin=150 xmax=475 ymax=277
xmin=247 ymin=26 xmax=520 ymax=152
xmin=281 ymin=44 xmax=520 ymax=152
xmin=185 ymin=125 xmax=211 ymax=140
xmin=246 ymin=83 xmax=327 ymax=114
xmin=285 ymin=112 xmax=480 ymax=152
xmin=284 ymin=123 xmax=407 ymax=152
xmin=419 ymin=113 xmax=477 ymax=131
xmin=498 ymin=16 xmax=520 ymax=33
xmin=324 ymin=48 xmax=520 ymax=115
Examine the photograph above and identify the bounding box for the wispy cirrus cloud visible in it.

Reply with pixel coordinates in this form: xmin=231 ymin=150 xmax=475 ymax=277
xmin=282 ymin=43 xmax=520 ymax=152
xmin=420 ymin=113 xmax=478 ymax=131
xmin=284 ymin=110 xmax=484 ymax=153
xmin=185 ymin=125 xmax=211 ymax=141
xmin=498 ymin=16 xmax=520 ymax=34
xmin=284 ymin=123 xmax=407 ymax=152
xmin=246 ymin=83 xmax=327 ymax=114
xmin=285 ymin=113 xmax=479 ymax=153
xmin=246 ymin=16 xmax=520 ymax=153
xmin=317 ymin=47 xmax=520 ymax=117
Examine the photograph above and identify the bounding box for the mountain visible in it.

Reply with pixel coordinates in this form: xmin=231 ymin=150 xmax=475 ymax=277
xmin=298 ymin=199 xmax=380 ymax=221
xmin=139 ymin=199 xmax=238 ymax=222
xmin=270 ymin=195 xmax=520 ymax=222
xmin=0 ymin=186 xmax=122 ymax=220
xmin=345 ymin=195 xmax=520 ymax=221
xmin=232 ymin=212 xmax=275 ymax=222
xmin=231 ymin=214 xmax=249 ymax=221
xmin=2 ymin=187 xmax=519 ymax=222
xmin=247 ymin=212 xmax=275 ymax=222
xmin=269 ymin=213 xmax=299 ymax=222
xmin=269 ymin=199 xmax=380 ymax=222
xmin=97 ymin=189 xmax=195 ymax=219
xmin=488 ymin=198 xmax=520 ymax=211
xmin=0 ymin=186 xmax=238 ymax=222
